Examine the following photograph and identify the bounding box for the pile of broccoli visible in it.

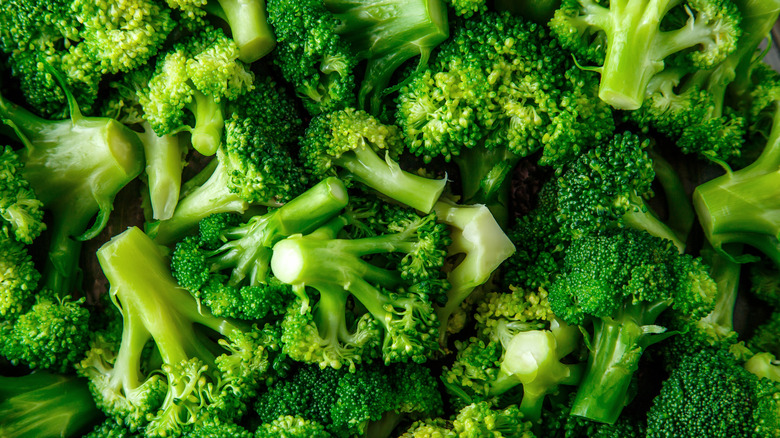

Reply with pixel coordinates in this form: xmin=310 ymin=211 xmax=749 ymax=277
xmin=1 ymin=0 xmax=779 ymax=437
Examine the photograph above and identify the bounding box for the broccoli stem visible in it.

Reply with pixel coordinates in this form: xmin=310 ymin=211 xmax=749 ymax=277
xmin=138 ymin=122 xmax=186 ymax=221
xmin=455 ymin=144 xmax=520 ymax=227
xmin=314 ymin=285 xmax=352 ymax=343
xmin=571 ymin=299 xmax=672 ymax=424
xmin=622 ymin=199 xmax=684 ymax=252
xmin=324 ymin=0 xmax=448 ymax=114
xmin=693 ymin=103 xmax=780 ymax=265
xmin=649 ymin=151 xmax=694 ymax=245
xmin=205 ymin=0 xmax=276 ymax=63
xmin=335 ymin=143 xmax=445 ymax=213
xmin=187 ymin=91 xmax=224 ymax=157
xmin=728 ymin=0 xmax=780 ymax=101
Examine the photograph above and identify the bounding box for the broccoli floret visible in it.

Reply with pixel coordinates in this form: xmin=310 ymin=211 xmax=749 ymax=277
xmin=549 ymin=0 xmax=742 ymax=110
xmin=548 ymin=228 xmax=717 ymax=424
xmin=0 ymin=371 xmax=102 ymax=438
xmin=140 ymin=26 xmax=254 ymax=156
xmin=0 ymin=146 xmax=44 ymax=244
xmin=396 ymin=12 xmax=613 ymax=222
xmin=272 ymin=204 xmax=450 ymax=366
xmin=555 ymin=132 xmax=685 ymax=250
xmin=433 ymin=199 xmax=515 ymax=345
xmin=266 ymin=0 xmax=449 ymax=114
xmin=171 ymin=177 xmax=349 ymax=320
xmin=0 ymin=235 xmax=39 ymax=320
xmin=78 ymin=227 xmax=275 ymax=436
xmin=256 ymin=415 xmax=332 ymax=438
xmin=255 ymin=362 xmax=442 ymax=438
xmin=445 ymin=0 xmax=487 ymax=18
xmin=300 ymin=108 xmax=446 ymax=213
xmin=400 ymin=401 xmax=537 ymax=438
xmin=646 ymin=346 xmax=779 ymax=438
xmin=444 ymin=290 xmax=581 ymax=421
xmin=147 ymin=98 xmax=306 ymax=245
xmin=0 ymin=0 xmax=174 ymax=116
xmin=166 ymin=0 xmax=275 ymax=63
xmin=693 ymin=102 xmax=780 ymax=266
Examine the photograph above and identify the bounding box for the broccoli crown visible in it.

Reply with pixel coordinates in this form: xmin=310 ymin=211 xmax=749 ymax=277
xmin=78 ymin=227 xmax=274 ymax=436
xmin=549 ymin=0 xmax=742 ymax=110
xmin=0 ymin=146 xmax=45 ymax=244
xmin=301 ymin=108 xmax=446 ymax=213
xmin=271 ymin=207 xmax=450 ymax=365
xmin=396 ymin=12 xmax=613 ymax=168
xmin=0 ymin=371 xmax=102 ymax=438
xmin=0 ymin=234 xmax=39 ymax=320
xmin=82 ymin=418 xmax=140 ymax=438
xmin=646 ymin=346 xmax=778 ymax=438
xmin=140 ymin=25 xmax=254 ymax=155
xmin=1 ymin=292 xmax=90 ymax=373
xmin=255 ymin=362 xmax=442 ymax=438
xmin=171 ymin=177 xmax=348 ymax=320
xmin=266 ymin=0 xmax=357 ymax=114
xmin=256 ymin=415 xmax=332 ymax=438
xmin=550 ymin=228 xmax=716 ymax=326
xmin=0 ymin=0 xmax=174 ymax=116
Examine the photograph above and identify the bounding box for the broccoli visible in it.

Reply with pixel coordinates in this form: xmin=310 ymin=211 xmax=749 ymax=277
xmin=0 ymin=235 xmax=39 ymax=320
xmin=300 ymin=108 xmax=446 ymax=213
xmin=548 ymin=228 xmax=717 ymax=423
xmin=495 ymin=0 xmax=561 ymax=23
xmin=0 ymin=146 xmax=44 ymax=244
xmin=256 ymin=416 xmax=332 ymax=438
xmin=646 ymin=346 xmax=779 ymax=438
xmin=147 ymin=93 xmax=306 ymax=245
xmin=255 ymin=362 xmax=442 ymax=438
xmin=549 ymin=0 xmax=742 ymax=110
xmin=0 ymin=0 xmax=174 ymax=116
xmin=433 ymin=199 xmax=515 ymax=344
xmin=0 ymin=371 xmax=102 ymax=438
xmin=554 ymin=132 xmax=685 ymax=250
xmin=396 ymin=12 xmax=613 ymax=223
xmin=170 ymin=177 xmax=349 ymax=320
xmin=693 ymin=101 xmax=780 ymax=266
xmin=140 ymin=26 xmax=254 ymax=156
xmin=400 ymin=401 xmax=537 ymax=438
xmin=272 ymin=203 xmax=450 ymax=366
xmin=166 ymin=0 xmax=275 ymax=63
xmin=445 ymin=0 xmax=487 ymax=18
xmin=78 ymin=227 xmax=275 ymax=436
xmin=266 ymin=0 xmax=449 ymax=114
xmin=540 ymin=394 xmax=648 ymax=438
xmin=443 ymin=288 xmax=581 ymax=421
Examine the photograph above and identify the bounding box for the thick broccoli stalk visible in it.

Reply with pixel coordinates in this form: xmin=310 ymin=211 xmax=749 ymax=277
xmin=549 ymin=228 xmax=717 ymax=424
xmin=396 ymin=12 xmax=613 ymax=223
xmin=0 ymin=371 xmax=102 ymax=438
xmin=433 ymin=199 xmax=515 ymax=344
xmin=148 ymin=108 xmax=306 ymax=245
xmin=272 ymin=210 xmax=449 ymax=365
xmin=1 ymin=89 xmax=143 ymax=294
xmin=171 ymin=177 xmax=349 ymax=320
xmin=301 ymin=108 xmax=446 ymax=213
xmin=140 ymin=26 xmax=254 ymax=156
xmin=550 ymin=0 xmax=742 ymax=110
xmin=694 ymin=103 xmax=780 ymax=266
xmin=255 ymin=362 xmax=442 ymax=438
xmin=168 ymin=0 xmax=276 ymax=63
xmin=0 ymin=146 xmax=45 ymax=244
xmin=323 ymin=0 xmax=449 ymax=113
xmin=556 ymin=132 xmax=684 ymax=250
xmin=79 ymin=227 xmax=272 ymax=436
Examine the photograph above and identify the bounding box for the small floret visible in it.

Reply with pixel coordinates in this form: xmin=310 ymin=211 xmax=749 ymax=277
xmin=256 ymin=415 xmax=331 ymax=438
xmin=0 ymin=234 xmax=39 ymax=320
xmin=0 ymin=146 xmax=44 ymax=244
xmin=301 ymin=108 xmax=446 ymax=213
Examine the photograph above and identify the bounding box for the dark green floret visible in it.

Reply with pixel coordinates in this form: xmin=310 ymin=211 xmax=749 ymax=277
xmin=548 ymin=228 xmax=717 ymax=424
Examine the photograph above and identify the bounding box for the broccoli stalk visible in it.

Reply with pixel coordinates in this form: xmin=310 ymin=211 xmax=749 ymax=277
xmin=200 ymin=0 xmax=276 ymax=62
xmin=694 ymin=102 xmax=780 ymax=266
xmin=80 ymin=227 xmax=272 ymax=435
xmin=550 ymin=0 xmax=742 ymax=110
xmin=0 ymin=371 xmax=102 ymax=438
xmin=1 ymin=89 xmax=143 ymax=292
xmin=549 ymin=228 xmax=717 ymax=424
